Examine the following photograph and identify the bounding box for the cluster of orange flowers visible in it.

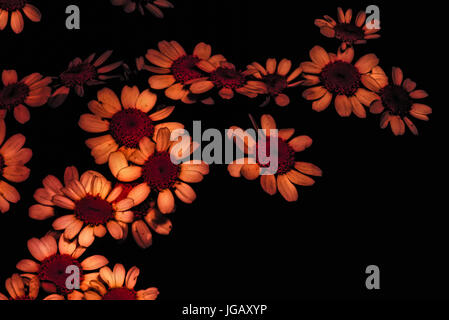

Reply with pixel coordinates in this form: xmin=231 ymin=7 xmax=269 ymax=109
xmin=0 ymin=4 xmax=432 ymax=300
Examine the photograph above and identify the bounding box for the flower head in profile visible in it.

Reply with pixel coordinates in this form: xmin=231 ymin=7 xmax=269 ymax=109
xmin=84 ymin=263 xmax=159 ymax=300
xmin=114 ymin=183 xmax=172 ymax=249
xmin=369 ymin=67 xmax=432 ymax=135
xmin=190 ymin=58 xmax=266 ymax=100
xmin=111 ymin=0 xmax=173 ymax=18
xmin=0 ymin=120 xmax=32 ymax=214
xmin=49 ymin=50 xmax=123 ymax=108
xmin=109 ymin=127 xmax=209 ymax=214
xmin=144 ymin=40 xmax=218 ymax=104
xmin=301 ymin=46 xmax=386 ymax=118
xmin=0 ymin=274 xmax=39 ymax=300
xmin=0 ymin=69 xmax=52 ymax=123
xmin=28 ymin=166 xmax=143 ymax=247
xmin=16 ymin=234 xmax=109 ymax=299
xmin=315 ymin=7 xmax=380 ymax=50
xmin=79 ymin=85 xmax=182 ymax=164
xmin=228 ymin=114 xmax=322 ymax=202
xmin=246 ymin=58 xmax=303 ymax=107
xmin=0 ymin=1 xmax=41 ymax=34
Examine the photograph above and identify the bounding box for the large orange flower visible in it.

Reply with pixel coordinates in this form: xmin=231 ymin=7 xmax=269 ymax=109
xmin=16 ymin=234 xmax=109 ymax=299
xmin=28 ymin=167 xmax=145 ymax=247
xmin=79 ymin=85 xmax=182 ymax=164
xmin=144 ymin=41 xmax=217 ymax=103
xmin=109 ymin=127 xmax=209 ymax=214
xmin=301 ymin=46 xmax=385 ymax=118
xmin=228 ymin=114 xmax=322 ymax=202
xmin=111 ymin=0 xmax=173 ymax=18
xmin=0 ymin=69 xmax=51 ymax=123
xmin=315 ymin=7 xmax=380 ymax=50
xmin=84 ymin=263 xmax=159 ymax=300
xmin=369 ymin=67 xmax=432 ymax=135
xmin=0 ymin=1 xmax=41 ymax=34
xmin=49 ymin=51 xmax=123 ymax=108
xmin=0 ymin=119 xmax=31 ymax=214
xmin=246 ymin=58 xmax=303 ymax=107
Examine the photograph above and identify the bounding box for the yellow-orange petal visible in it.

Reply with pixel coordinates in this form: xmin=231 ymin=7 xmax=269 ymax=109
xmin=158 ymin=189 xmax=175 ymax=213
xmin=277 ymin=174 xmax=298 ymax=202
xmin=260 ymin=174 xmax=276 ymax=195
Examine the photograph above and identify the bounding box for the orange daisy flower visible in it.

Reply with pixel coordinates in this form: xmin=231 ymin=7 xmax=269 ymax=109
xmin=369 ymin=67 xmax=432 ymax=135
xmin=79 ymin=85 xmax=182 ymax=164
xmin=111 ymin=0 xmax=173 ymax=18
xmin=227 ymin=114 xmax=322 ymax=202
xmin=108 ymin=127 xmax=209 ymax=214
xmin=0 ymin=1 xmax=41 ymax=34
xmin=0 ymin=69 xmax=52 ymax=124
xmin=114 ymin=183 xmax=172 ymax=248
xmin=16 ymin=234 xmax=109 ymax=299
xmin=145 ymin=40 xmax=219 ymax=103
xmin=49 ymin=50 xmax=123 ymax=108
xmin=246 ymin=58 xmax=303 ymax=107
xmin=190 ymin=59 xmax=266 ymax=100
xmin=28 ymin=167 xmax=144 ymax=247
xmin=84 ymin=263 xmax=159 ymax=300
xmin=0 ymin=120 xmax=31 ymax=214
xmin=301 ymin=46 xmax=385 ymax=118
xmin=0 ymin=274 xmax=39 ymax=300
xmin=315 ymin=7 xmax=380 ymax=50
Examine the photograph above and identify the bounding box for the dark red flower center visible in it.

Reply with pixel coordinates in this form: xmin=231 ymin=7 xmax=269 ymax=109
xmin=380 ymin=84 xmax=413 ymax=117
xmin=109 ymin=109 xmax=154 ymax=148
xmin=142 ymin=151 xmax=179 ymax=191
xmin=171 ymin=55 xmax=203 ymax=84
xmin=334 ymin=23 xmax=365 ymax=43
xmin=256 ymin=136 xmax=295 ymax=175
xmin=320 ymin=61 xmax=361 ymax=96
xmin=210 ymin=67 xmax=246 ymax=89
xmin=60 ymin=63 xmax=97 ymax=88
xmin=75 ymin=195 xmax=114 ymax=225
xmin=132 ymin=200 xmax=153 ymax=220
xmin=263 ymin=74 xmax=287 ymax=96
xmin=0 ymin=82 xmax=29 ymax=110
xmin=103 ymin=287 xmax=137 ymax=300
xmin=38 ymin=254 xmax=83 ymax=294
xmin=0 ymin=0 xmax=26 ymax=11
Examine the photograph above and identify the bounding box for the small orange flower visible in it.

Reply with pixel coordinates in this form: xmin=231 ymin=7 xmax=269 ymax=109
xmin=369 ymin=67 xmax=432 ymax=135
xmin=111 ymin=0 xmax=173 ymax=18
xmin=315 ymin=7 xmax=380 ymax=50
xmin=228 ymin=114 xmax=322 ymax=202
xmin=246 ymin=58 xmax=303 ymax=107
xmin=301 ymin=46 xmax=386 ymax=118
xmin=0 ymin=69 xmax=51 ymax=123
xmin=0 ymin=274 xmax=39 ymax=300
xmin=144 ymin=41 xmax=217 ymax=103
xmin=84 ymin=263 xmax=159 ymax=300
xmin=108 ymin=127 xmax=209 ymax=214
xmin=16 ymin=234 xmax=109 ymax=299
xmin=0 ymin=119 xmax=32 ymax=214
xmin=190 ymin=59 xmax=266 ymax=100
xmin=49 ymin=51 xmax=123 ymax=108
xmin=0 ymin=1 xmax=41 ymax=34
xmin=79 ymin=85 xmax=182 ymax=164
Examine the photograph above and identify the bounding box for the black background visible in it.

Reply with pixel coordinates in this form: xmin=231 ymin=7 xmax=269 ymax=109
xmin=0 ymin=0 xmax=446 ymax=304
